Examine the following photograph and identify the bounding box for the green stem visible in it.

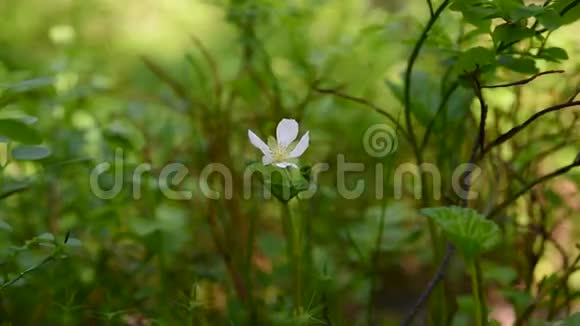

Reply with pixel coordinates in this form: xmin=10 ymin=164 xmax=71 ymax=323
xmin=283 ymin=198 xmax=303 ymax=313
xmin=469 ymin=259 xmax=486 ymax=326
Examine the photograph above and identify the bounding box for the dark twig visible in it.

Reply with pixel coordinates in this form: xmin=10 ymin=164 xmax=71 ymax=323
xmin=0 ymin=250 xmax=60 ymax=291
xmin=487 ymin=157 xmax=580 ymax=219
xmin=481 ymin=70 xmax=564 ymax=89
xmin=472 ymin=72 xmax=488 ymax=155
xmin=561 ymin=0 xmax=580 ymax=16
xmin=314 ymin=87 xmax=411 ymax=142
xmin=402 ymin=68 xmax=486 ymax=326
xmin=401 ymin=243 xmax=456 ymax=325
xmin=404 ymin=0 xmax=451 ymax=164
xmin=480 ymin=101 xmax=580 ymax=159
xmin=514 ymin=246 xmax=580 ymax=325
xmin=567 ymin=89 xmax=580 ymax=103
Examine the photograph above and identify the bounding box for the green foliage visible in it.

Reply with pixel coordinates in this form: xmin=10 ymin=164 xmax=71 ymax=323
xmin=248 ymin=162 xmax=310 ymax=203
xmin=421 ymin=206 xmax=501 ymax=260
xmin=0 ymin=0 xmax=579 ymax=324
xmin=0 ymin=119 xmax=42 ymax=144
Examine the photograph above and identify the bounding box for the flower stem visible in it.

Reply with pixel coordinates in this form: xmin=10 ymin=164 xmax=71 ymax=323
xmin=469 ymin=259 xmax=486 ymax=326
xmin=283 ymin=198 xmax=303 ymax=313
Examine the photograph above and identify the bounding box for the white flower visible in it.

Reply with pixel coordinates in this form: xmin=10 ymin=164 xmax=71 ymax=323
xmin=248 ymin=118 xmax=310 ymax=169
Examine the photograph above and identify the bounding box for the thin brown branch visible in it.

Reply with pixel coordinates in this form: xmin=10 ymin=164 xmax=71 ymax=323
xmin=480 ymin=101 xmax=580 ymax=159
xmin=481 ymin=70 xmax=563 ymax=89
xmin=488 ymin=157 xmax=580 ymax=219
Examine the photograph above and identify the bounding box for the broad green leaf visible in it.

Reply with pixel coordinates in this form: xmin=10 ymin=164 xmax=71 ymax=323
xmin=421 ymin=206 xmax=501 ymax=259
xmin=550 ymin=0 xmax=580 ymax=26
xmin=492 ymin=23 xmax=534 ymax=47
xmin=508 ymin=4 xmax=545 ymax=21
xmin=36 ymin=232 xmax=55 ymax=242
xmin=451 ymin=0 xmax=498 ymax=29
xmin=537 ymin=7 xmax=563 ymax=30
xmin=11 ymin=146 xmax=51 ymax=161
xmin=453 ymin=47 xmax=495 ymax=74
xmin=0 ymin=182 xmax=29 ymax=199
xmin=0 ymin=119 xmax=42 ymax=144
xmin=498 ymin=56 xmax=539 ymax=74
xmin=248 ymin=162 xmax=310 ymax=203
xmin=538 ymin=47 xmax=569 ymax=62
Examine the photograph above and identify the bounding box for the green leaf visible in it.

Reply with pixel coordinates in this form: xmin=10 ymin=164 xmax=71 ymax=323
xmin=492 ymin=23 xmax=534 ymax=46
xmin=451 ymin=0 xmax=498 ymax=29
xmin=537 ymin=7 xmax=563 ymax=30
xmin=498 ymin=56 xmax=539 ymax=74
xmin=509 ymin=4 xmax=545 ymax=21
xmin=0 ymin=182 xmax=29 ymax=199
xmin=248 ymin=163 xmax=309 ymax=203
xmin=65 ymin=238 xmax=83 ymax=247
xmin=421 ymin=206 xmax=501 ymax=259
xmin=11 ymin=146 xmax=51 ymax=161
xmin=0 ymin=119 xmax=42 ymax=144
xmin=538 ymin=47 xmax=569 ymax=62
xmin=0 ymin=219 xmax=12 ymax=232
xmin=550 ymin=0 xmax=580 ymax=26
xmin=454 ymin=47 xmax=495 ymax=74
xmin=36 ymin=233 xmax=55 ymax=243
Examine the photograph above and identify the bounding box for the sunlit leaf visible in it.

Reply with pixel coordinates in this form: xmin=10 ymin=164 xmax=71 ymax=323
xmin=421 ymin=206 xmax=501 ymax=259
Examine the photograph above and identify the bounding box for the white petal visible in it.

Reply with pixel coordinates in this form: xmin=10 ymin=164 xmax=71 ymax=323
xmin=276 ymin=119 xmax=299 ymax=147
xmin=262 ymin=155 xmax=273 ymax=165
xmin=248 ymin=130 xmax=271 ymax=155
xmin=274 ymin=162 xmax=298 ymax=169
xmin=288 ymin=131 xmax=309 ymax=158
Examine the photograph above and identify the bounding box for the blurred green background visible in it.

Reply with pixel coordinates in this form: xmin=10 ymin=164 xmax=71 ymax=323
xmin=0 ymin=0 xmax=579 ymax=324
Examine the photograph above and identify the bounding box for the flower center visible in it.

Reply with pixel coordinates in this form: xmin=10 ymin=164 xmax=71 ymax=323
xmin=271 ymin=145 xmax=289 ymax=162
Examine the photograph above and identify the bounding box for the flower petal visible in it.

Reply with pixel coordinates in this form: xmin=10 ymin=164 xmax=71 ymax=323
xmin=288 ymin=131 xmax=309 ymax=158
xmin=248 ymin=129 xmax=271 ymax=155
xmin=275 ymin=162 xmax=298 ymax=169
xmin=262 ymin=155 xmax=273 ymax=165
xmin=276 ymin=119 xmax=299 ymax=147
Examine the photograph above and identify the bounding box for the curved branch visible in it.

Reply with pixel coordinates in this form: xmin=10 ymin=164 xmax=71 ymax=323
xmin=488 ymin=158 xmax=580 ymax=219
xmin=403 ymin=0 xmax=452 ymax=162
xmin=481 ymin=70 xmax=564 ymax=89
xmin=480 ymin=101 xmax=580 ymax=159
